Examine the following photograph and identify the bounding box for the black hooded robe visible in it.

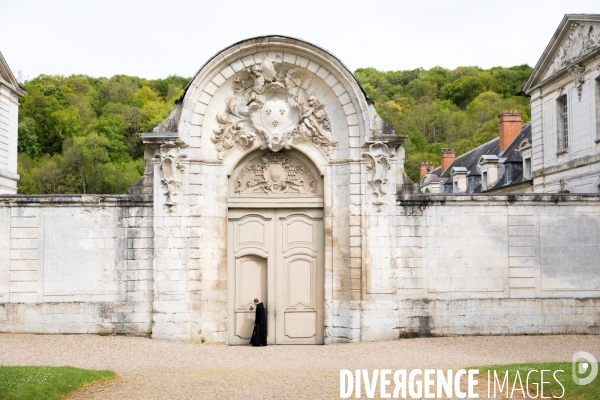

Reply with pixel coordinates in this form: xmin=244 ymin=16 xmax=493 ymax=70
xmin=250 ymin=302 xmax=267 ymax=346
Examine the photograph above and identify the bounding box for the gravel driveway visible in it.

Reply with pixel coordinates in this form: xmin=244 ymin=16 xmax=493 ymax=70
xmin=0 ymin=334 xmax=598 ymax=399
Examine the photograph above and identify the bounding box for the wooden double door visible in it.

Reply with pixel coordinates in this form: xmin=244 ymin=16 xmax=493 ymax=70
xmin=227 ymin=208 xmax=324 ymax=345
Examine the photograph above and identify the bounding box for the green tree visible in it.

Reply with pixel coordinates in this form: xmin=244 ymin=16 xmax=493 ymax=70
xmin=17 ymin=154 xmax=38 ymax=194
xmin=17 ymin=73 xmax=189 ymax=194
xmin=31 ymin=155 xmax=68 ymax=194
xmin=19 ymin=90 xmax=64 ymax=154
xmin=354 ymin=64 xmax=533 ymax=181
xmin=17 ymin=118 xmax=41 ymax=158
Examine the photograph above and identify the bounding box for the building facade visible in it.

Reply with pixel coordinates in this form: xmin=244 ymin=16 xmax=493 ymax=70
xmin=524 ymin=14 xmax=600 ymax=193
xmin=0 ymin=52 xmax=26 ymax=194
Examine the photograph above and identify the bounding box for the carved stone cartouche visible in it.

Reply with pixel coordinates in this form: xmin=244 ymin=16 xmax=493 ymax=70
xmin=362 ymin=142 xmax=392 ymax=211
xmin=159 ymin=141 xmax=186 ymax=210
xmin=213 ymin=57 xmax=337 ymax=159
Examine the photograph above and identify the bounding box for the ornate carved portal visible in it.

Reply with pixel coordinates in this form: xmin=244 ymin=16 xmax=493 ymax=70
xmin=213 ymin=57 xmax=338 ymax=159
xmin=234 ymin=152 xmax=317 ymax=195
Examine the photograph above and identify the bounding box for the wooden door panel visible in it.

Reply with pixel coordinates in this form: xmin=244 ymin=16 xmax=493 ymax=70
xmin=235 ymin=255 xmax=267 ymax=311
xmin=229 ymin=208 xmax=322 ymax=345
xmin=228 ymin=211 xmax=274 ymax=345
xmin=281 ymin=214 xmax=319 ymax=253
xmin=233 ymin=255 xmax=267 ymax=340
xmin=232 ymin=214 xmax=271 ymax=255
xmin=284 ymin=311 xmax=317 ymax=338
xmin=288 ymin=256 xmax=314 ymax=307
xmin=234 ymin=313 xmax=255 ymax=339
xmin=276 ymin=210 xmax=324 ymax=344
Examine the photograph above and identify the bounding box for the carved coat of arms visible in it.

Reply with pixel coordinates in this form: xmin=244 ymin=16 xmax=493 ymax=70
xmin=213 ymin=57 xmax=337 ymax=158
xmin=234 ymin=153 xmax=316 ymax=195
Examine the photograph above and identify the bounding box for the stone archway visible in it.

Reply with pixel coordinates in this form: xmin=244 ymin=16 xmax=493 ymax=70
xmin=226 ymin=150 xmax=324 ymax=345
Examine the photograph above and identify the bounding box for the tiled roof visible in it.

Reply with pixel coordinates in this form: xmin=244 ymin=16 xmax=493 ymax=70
xmin=422 ymin=121 xmax=533 ymax=193
xmin=438 ymin=138 xmax=500 ymax=179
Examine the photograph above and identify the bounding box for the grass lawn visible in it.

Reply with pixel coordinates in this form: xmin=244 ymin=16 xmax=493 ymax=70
xmin=0 ymin=366 xmax=116 ymax=400
xmin=471 ymin=362 xmax=600 ymax=400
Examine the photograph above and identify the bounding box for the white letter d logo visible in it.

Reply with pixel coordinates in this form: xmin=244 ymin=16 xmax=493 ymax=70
xmin=572 ymin=351 xmax=598 ymax=386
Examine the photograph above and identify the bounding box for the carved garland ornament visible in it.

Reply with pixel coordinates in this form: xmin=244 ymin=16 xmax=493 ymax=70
xmin=234 ymin=153 xmax=316 ymax=195
xmin=213 ymin=57 xmax=338 ymax=159
xmin=159 ymin=141 xmax=186 ymax=210
xmin=363 ymin=142 xmax=392 ymax=211
xmin=544 ymin=22 xmax=600 ymax=80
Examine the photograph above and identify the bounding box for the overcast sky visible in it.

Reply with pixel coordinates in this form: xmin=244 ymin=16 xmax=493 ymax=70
xmin=1 ymin=0 xmax=599 ymax=80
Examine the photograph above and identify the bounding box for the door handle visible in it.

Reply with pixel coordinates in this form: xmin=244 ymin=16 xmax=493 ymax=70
xmin=249 ymin=305 xmax=254 ymax=310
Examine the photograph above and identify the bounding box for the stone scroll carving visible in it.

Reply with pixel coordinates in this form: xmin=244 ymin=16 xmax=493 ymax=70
xmin=363 ymin=142 xmax=392 ymax=211
xmin=159 ymin=141 xmax=186 ymax=210
xmin=543 ymin=22 xmax=600 ymax=80
xmin=234 ymin=153 xmax=316 ymax=195
xmin=213 ymin=57 xmax=337 ymax=159
xmin=569 ymin=63 xmax=585 ymax=100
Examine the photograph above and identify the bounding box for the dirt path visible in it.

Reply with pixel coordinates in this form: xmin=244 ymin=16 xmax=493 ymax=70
xmin=0 ymin=334 xmax=597 ymax=399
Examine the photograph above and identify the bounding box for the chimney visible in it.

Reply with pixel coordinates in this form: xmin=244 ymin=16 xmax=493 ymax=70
xmin=441 ymin=148 xmax=455 ymax=173
xmin=420 ymin=162 xmax=428 ymax=179
xmin=499 ymin=110 xmax=522 ymax=151
xmin=419 ymin=162 xmax=434 ymax=179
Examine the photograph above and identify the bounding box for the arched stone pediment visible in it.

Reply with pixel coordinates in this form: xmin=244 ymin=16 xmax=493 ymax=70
xmin=154 ymin=36 xmax=381 ymax=168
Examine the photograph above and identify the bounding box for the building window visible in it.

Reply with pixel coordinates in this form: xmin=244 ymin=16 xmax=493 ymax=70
xmin=524 ymin=158 xmax=531 ymax=180
xmin=504 ymin=164 xmax=511 ymax=185
xmin=482 ymin=171 xmax=488 ymax=190
xmin=559 ymin=96 xmax=569 ymax=150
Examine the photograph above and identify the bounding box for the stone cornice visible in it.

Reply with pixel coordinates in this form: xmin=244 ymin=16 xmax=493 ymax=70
xmin=0 ymin=52 xmax=26 ymax=97
xmin=0 ymin=194 xmax=152 ymax=206
xmin=532 ymin=152 xmax=600 ymax=178
xmin=397 ymin=192 xmax=600 ymax=204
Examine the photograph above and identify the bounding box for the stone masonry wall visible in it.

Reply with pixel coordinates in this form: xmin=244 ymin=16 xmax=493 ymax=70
xmin=0 ymin=195 xmax=153 ymax=335
xmin=1 ymin=192 xmax=599 ymax=342
xmin=362 ymin=298 xmax=600 ymax=338
xmin=356 ymin=193 xmax=600 ymax=342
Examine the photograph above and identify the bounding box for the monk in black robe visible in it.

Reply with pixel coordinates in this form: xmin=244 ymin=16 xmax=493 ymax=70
xmin=250 ymin=298 xmax=267 ymax=346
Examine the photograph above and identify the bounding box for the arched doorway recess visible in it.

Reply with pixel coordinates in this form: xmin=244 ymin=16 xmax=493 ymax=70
xmin=227 ymin=149 xmax=324 ymax=345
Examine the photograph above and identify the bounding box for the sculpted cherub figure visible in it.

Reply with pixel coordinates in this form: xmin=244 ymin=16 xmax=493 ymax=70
xmin=246 ymin=57 xmax=278 ymax=105
xmin=298 ymin=96 xmax=331 ymax=144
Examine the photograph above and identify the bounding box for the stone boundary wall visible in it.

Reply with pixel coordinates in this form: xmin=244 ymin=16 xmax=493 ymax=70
xmin=350 ymin=193 xmax=600 ymax=342
xmin=1 ymin=192 xmax=599 ymax=342
xmin=0 ymin=195 xmax=153 ymax=335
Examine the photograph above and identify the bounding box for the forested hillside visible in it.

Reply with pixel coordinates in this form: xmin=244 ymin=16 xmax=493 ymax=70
xmin=17 ymin=74 xmax=189 ymax=194
xmin=354 ymin=65 xmax=532 ymax=181
xmin=16 ymin=64 xmax=532 ymax=194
